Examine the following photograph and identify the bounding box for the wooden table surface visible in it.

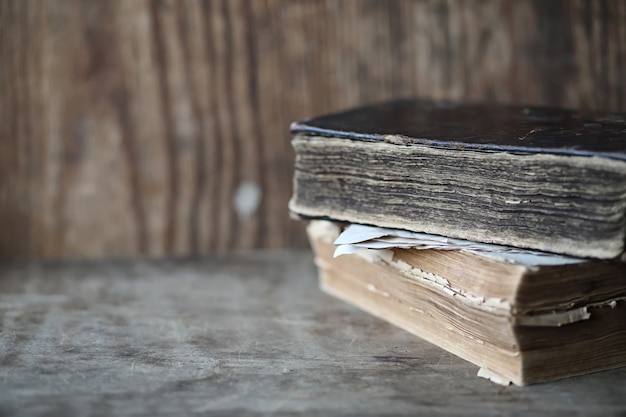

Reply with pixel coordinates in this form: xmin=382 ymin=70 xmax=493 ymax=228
xmin=1 ymin=251 xmax=625 ymax=416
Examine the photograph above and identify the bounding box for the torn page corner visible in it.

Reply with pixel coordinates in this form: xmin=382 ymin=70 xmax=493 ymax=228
xmin=477 ymin=367 xmax=513 ymax=386
xmin=516 ymin=307 xmax=591 ymax=327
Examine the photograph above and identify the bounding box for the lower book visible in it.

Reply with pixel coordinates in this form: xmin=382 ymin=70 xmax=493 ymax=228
xmin=307 ymin=220 xmax=626 ymax=386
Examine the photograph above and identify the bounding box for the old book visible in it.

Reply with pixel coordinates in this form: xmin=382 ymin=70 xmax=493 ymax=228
xmin=307 ymin=220 xmax=626 ymax=385
xmin=289 ymin=99 xmax=626 ymax=259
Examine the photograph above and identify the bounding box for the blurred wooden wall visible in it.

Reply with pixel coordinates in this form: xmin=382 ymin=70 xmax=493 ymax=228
xmin=1 ymin=0 xmax=625 ymax=260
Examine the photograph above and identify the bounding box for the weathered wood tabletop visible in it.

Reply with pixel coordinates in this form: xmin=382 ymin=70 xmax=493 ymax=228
xmin=1 ymin=251 xmax=625 ymax=416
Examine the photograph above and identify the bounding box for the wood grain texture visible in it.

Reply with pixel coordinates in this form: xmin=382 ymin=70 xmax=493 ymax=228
xmin=1 ymin=0 xmax=626 ymax=259
xmin=0 ymin=253 xmax=625 ymax=416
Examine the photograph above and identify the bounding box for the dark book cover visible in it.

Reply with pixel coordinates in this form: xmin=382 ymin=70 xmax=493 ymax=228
xmin=291 ymin=99 xmax=626 ymax=160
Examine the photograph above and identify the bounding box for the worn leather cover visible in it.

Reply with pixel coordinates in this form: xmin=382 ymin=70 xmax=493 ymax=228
xmin=291 ymin=99 xmax=626 ymax=160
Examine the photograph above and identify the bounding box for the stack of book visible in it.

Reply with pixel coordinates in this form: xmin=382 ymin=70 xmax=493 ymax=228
xmin=288 ymin=99 xmax=626 ymax=385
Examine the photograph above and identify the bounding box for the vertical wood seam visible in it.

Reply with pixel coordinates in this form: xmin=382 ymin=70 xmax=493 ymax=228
xmin=150 ymin=0 xmax=179 ymax=254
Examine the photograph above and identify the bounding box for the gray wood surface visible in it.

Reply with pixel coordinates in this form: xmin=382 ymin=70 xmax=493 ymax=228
xmin=1 ymin=251 xmax=625 ymax=416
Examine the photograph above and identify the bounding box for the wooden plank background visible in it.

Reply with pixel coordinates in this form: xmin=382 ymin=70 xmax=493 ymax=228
xmin=1 ymin=0 xmax=625 ymax=260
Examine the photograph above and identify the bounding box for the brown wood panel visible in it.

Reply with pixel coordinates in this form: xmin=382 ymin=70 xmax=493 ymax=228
xmin=1 ymin=0 xmax=625 ymax=260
